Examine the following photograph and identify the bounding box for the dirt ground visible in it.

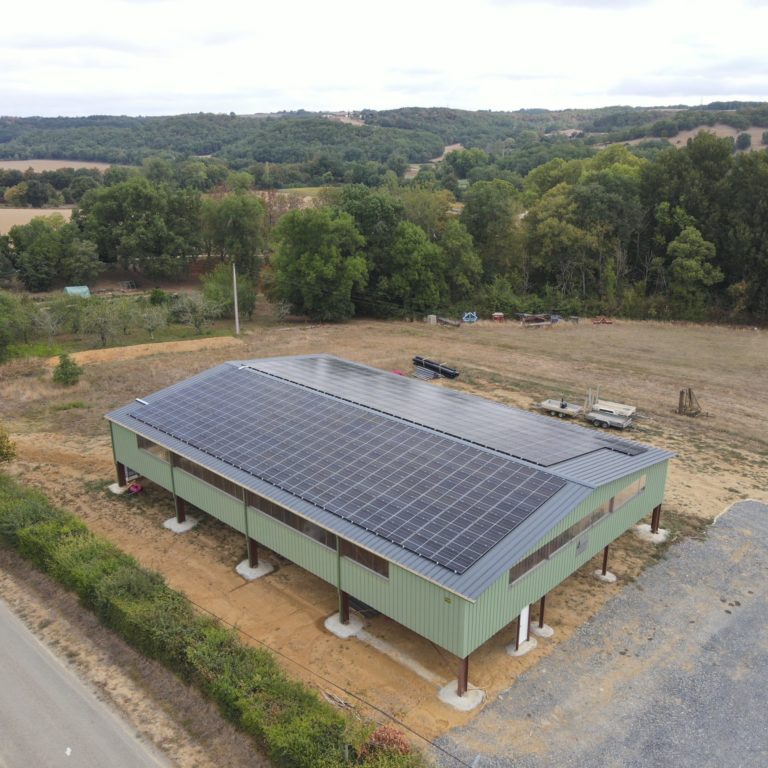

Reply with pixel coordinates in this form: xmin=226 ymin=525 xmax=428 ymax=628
xmin=0 ymin=159 xmax=113 ymax=172
xmin=2 ymin=317 xmax=767 ymax=754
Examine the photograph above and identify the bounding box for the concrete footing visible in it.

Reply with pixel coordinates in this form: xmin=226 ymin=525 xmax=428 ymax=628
xmin=163 ymin=516 xmax=199 ymax=533
xmin=108 ymin=483 xmax=128 ymax=495
xmin=634 ymin=524 xmax=670 ymax=544
xmin=594 ymin=569 xmax=617 ymax=583
xmin=324 ymin=612 xmax=363 ymax=639
xmin=235 ymin=559 xmax=274 ymax=581
xmin=507 ymin=637 xmax=538 ymax=657
xmin=438 ymin=681 xmax=485 ymax=711
xmin=531 ymin=623 xmax=555 ymax=639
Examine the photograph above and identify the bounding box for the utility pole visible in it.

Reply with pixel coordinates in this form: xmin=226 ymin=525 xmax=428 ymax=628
xmin=232 ymin=262 xmax=240 ymax=336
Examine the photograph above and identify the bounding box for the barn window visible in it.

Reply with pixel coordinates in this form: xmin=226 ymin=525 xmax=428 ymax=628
xmin=247 ymin=491 xmax=337 ymax=549
xmin=137 ymin=435 xmax=169 ymax=463
xmin=173 ymin=454 xmax=243 ymax=500
xmin=340 ymin=539 xmax=389 ymax=578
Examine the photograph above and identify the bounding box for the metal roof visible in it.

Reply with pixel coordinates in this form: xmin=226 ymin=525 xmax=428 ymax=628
xmin=106 ymin=355 xmax=672 ymax=601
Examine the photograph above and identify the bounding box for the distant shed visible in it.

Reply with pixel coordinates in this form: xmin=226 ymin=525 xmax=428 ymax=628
xmin=64 ymin=285 xmax=90 ymax=297
xmin=106 ymin=354 xmax=673 ymax=697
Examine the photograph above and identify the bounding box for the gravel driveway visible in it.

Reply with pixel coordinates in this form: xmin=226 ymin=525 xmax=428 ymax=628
xmin=435 ymin=500 xmax=768 ymax=768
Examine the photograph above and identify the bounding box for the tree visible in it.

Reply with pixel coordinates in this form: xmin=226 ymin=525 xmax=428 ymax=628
xmin=666 ymin=226 xmax=723 ymax=317
xmin=82 ymin=299 xmax=119 ymax=347
xmin=461 ymin=179 xmax=525 ymax=282
xmin=376 ymin=222 xmax=447 ymax=316
xmin=140 ymin=305 xmax=168 ymax=340
xmin=52 ymin=353 xmax=84 ymax=386
xmin=200 ymin=193 xmax=266 ymax=278
xmin=173 ymin=293 xmax=221 ymax=334
xmin=201 ymin=262 xmax=257 ymax=320
xmin=735 ymin=132 xmax=752 ymax=151
xmin=438 ymin=219 xmax=482 ymax=302
xmin=77 ymin=176 xmax=202 ymax=279
xmin=269 ymin=209 xmax=367 ymax=322
xmin=8 ymin=215 xmax=69 ymax=291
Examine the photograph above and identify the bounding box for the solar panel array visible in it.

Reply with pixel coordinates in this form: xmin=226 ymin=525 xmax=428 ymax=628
xmin=129 ymin=366 xmax=566 ymax=574
xmin=247 ymin=356 xmax=648 ymax=466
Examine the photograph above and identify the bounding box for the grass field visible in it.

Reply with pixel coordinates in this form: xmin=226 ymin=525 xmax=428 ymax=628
xmin=2 ymin=315 xmax=766 ymax=744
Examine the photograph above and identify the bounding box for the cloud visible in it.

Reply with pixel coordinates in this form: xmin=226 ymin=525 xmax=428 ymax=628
xmin=487 ymin=0 xmax=651 ymax=7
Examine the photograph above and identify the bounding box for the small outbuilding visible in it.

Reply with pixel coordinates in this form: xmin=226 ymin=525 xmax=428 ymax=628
xmin=106 ymin=355 xmax=672 ymax=696
xmin=64 ymin=285 xmax=90 ymax=298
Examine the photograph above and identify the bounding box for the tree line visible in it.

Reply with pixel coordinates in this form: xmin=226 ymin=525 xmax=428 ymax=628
xmin=2 ymin=131 xmax=768 ymax=332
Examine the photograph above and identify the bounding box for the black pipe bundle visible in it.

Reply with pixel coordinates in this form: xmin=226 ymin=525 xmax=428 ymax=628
xmin=412 ymin=356 xmax=460 ymax=379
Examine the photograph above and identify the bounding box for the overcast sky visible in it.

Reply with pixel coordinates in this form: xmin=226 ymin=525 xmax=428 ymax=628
xmin=3 ymin=0 xmax=767 ymax=117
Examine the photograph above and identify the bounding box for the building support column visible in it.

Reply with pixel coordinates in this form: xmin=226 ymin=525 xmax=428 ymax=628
xmin=175 ymin=496 xmax=187 ymax=524
xmin=115 ymin=462 xmax=127 ymax=487
xmin=538 ymin=594 xmax=546 ymax=629
xmin=457 ymin=656 xmax=469 ymax=697
xmin=515 ymin=604 xmax=531 ymax=650
xmin=602 ymin=545 xmax=610 ymax=576
xmin=339 ymin=590 xmax=350 ymax=625
xmin=247 ymin=537 xmax=259 ymax=568
xmin=651 ymin=504 xmax=662 ymax=534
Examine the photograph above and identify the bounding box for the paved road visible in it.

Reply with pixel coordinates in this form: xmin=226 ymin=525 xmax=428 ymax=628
xmin=0 ymin=598 xmax=170 ymax=768
xmin=436 ymin=501 xmax=768 ymax=768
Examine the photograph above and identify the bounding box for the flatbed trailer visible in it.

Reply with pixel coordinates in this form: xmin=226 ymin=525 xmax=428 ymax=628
xmin=537 ymin=399 xmax=583 ymax=418
xmin=584 ymin=410 xmax=633 ymax=429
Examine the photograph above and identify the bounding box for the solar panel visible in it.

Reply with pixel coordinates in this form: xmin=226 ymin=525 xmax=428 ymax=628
xmin=246 ymin=356 xmax=648 ymax=466
xmin=129 ymin=366 xmax=566 ymax=574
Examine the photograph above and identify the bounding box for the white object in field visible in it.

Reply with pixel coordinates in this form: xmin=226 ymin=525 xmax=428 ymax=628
xmin=585 ymin=388 xmax=637 ymax=417
xmin=324 ymin=612 xmax=363 ymax=639
xmin=538 ymin=398 xmax=583 ymax=418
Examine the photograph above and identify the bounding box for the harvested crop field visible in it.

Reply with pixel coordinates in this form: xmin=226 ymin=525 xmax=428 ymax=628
xmin=0 ymin=159 xmax=113 ymax=172
xmin=2 ymin=317 xmax=767 ymax=751
xmin=0 ymin=207 xmax=73 ymax=234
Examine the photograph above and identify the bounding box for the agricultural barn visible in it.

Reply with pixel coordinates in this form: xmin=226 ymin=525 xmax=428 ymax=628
xmin=106 ymin=355 xmax=672 ymax=696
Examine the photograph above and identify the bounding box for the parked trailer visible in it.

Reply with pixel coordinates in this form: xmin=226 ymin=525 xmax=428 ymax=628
xmin=584 ymin=411 xmax=633 ymax=430
xmin=537 ymin=399 xmax=583 ymax=418
xmin=585 ymin=388 xmax=636 ymax=418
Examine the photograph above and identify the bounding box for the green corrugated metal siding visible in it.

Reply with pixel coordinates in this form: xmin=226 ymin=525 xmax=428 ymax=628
xmin=339 ymin=558 xmax=466 ymax=656
xmin=111 ymin=423 xmax=172 ymax=487
xmin=173 ymin=470 xmax=246 ymax=534
xmin=250 ymin=509 xmax=338 ymax=584
xmin=459 ymin=461 xmax=669 ymax=657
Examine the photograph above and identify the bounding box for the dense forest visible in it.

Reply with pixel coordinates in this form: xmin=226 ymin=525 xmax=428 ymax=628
xmin=2 ymin=102 xmax=768 ymax=354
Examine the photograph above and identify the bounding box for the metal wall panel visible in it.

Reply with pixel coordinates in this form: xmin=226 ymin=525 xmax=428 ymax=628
xmin=173 ymin=470 xmax=247 ymax=534
xmin=460 ymin=462 xmax=669 ymax=656
xmin=339 ymin=558 xmax=466 ymax=656
xmin=251 ymin=510 xmax=338 ymax=584
xmin=111 ymin=423 xmax=172 ymax=488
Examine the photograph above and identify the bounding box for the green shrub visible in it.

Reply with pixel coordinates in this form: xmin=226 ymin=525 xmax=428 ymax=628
xmin=0 ymin=424 xmax=16 ymax=464
xmin=52 ymin=353 xmax=84 ymax=386
xmin=50 ymin=535 xmax=135 ymax=609
xmin=0 ymin=480 xmax=62 ymax=545
xmin=16 ymin=516 xmax=88 ymax=570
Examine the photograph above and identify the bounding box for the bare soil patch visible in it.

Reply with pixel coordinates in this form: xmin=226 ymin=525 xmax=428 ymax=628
xmin=3 ymin=319 xmax=767 ymax=749
xmin=0 ymin=207 xmax=72 ymax=234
